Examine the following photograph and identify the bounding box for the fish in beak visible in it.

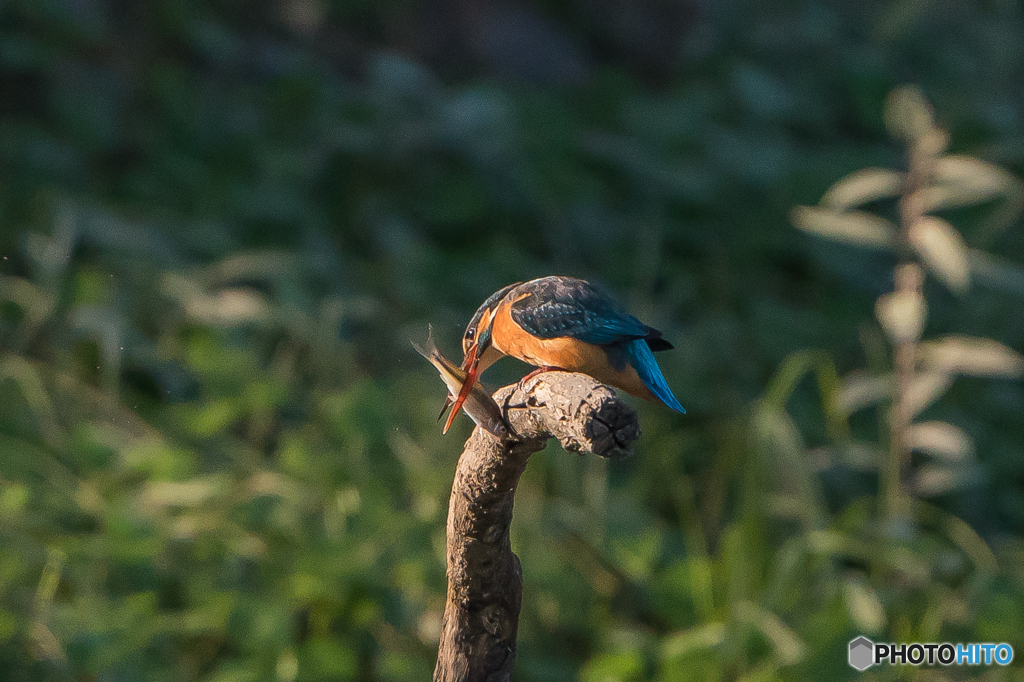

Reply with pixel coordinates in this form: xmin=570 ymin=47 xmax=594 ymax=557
xmin=443 ymin=307 xmax=497 ymax=434
xmin=412 ymin=326 xmax=508 ymax=439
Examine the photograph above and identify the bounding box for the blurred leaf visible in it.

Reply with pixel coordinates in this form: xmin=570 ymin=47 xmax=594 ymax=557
xmin=912 ymin=464 xmax=968 ymax=496
xmin=791 ymin=206 xmax=896 ymax=249
xmin=753 ymin=407 xmax=827 ymax=531
xmin=0 ymin=610 xmax=17 ymax=642
xmin=904 ymin=371 xmax=954 ymax=418
xmin=276 ymin=650 xmax=298 ymax=682
xmin=196 ymin=289 xmax=273 ymax=326
xmin=139 ymin=475 xmax=227 ymax=510
xmin=611 ymin=528 xmax=662 ymax=581
xmin=921 ymin=155 xmax=1017 ymax=212
xmin=28 ymin=621 xmax=65 ymax=664
xmin=0 ymin=354 xmax=61 ymax=446
xmin=202 ymin=250 xmax=300 ymax=286
xmin=842 ymin=574 xmax=884 ymax=635
xmin=247 ymin=471 xmax=307 ymax=503
xmin=921 ymin=335 xmax=1024 ymax=378
xmin=904 ymin=421 xmax=974 ymax=461
xmin=909 ymin=216 xmax=970 ymax=294
xmin=920 ymin=504 xmax=999 ymax=575
xmin=820 ymin=168 xmax=904 ymax=211
xmin=296 ymin=639 xmax=358 ymax=681
xmin=0 ymin=275 xmax=55 ymax=333
xmin=23 ymin=208 xmax=77 ymax=281
xmin=379 ymin=650 xmax=432 ymax=682
xmin=162 ymin=273 xmax=274 ymax=328
xmin=0 ymin=482 xmax=30 ymax=519
xmin=836 ymin=371 xmax=893 ymax=415
xmin=660 ymin=622 xmax=726 ymax=661
xmin=875 ymin=289 xmax=926 ymax=344
xmin=884 ymin=86 xmax=935 ymax=143
xmin=835 ymin=441 xmax=883 ymax=471
xmin=33 ymin=547 xmax=65 ymax=614
xmin=969 ymin=249 xmax=1024 ymax=299
xmin=208 ymin=661 xmax=261 ymax=682
xmin=734 ymin=601 xmax=806 ymax=666
xmin=581 ymin=649 xmax=644 ymax=682
xmin=180 ymin=398 xmax=240 ymax=438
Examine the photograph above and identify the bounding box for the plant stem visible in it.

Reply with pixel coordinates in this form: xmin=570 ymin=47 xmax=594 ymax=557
xmin=884 ymin=131 xmax=937 ymax=527
xmin=884 ymin=263 xmax=922 ymax=525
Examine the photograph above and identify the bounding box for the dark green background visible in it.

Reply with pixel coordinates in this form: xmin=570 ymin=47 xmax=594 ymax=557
xmin=1 ymin=1 xmax=1023 ymax=680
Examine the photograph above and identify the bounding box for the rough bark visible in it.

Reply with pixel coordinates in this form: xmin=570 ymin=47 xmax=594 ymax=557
xmin=434 ymin=371 xmax=640 ymax=682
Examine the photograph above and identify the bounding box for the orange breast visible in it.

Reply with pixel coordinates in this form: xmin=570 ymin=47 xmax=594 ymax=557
xmin=490 ymin=299 xmax=656 ymax=402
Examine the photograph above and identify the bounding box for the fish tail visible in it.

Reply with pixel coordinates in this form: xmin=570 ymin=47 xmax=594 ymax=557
xmin=627 ymin=339 xmax=686 ymax=413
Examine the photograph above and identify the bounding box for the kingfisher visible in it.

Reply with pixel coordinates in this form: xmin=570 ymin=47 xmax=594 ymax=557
xmin=443 ymin=276 xmax=685 ymax=433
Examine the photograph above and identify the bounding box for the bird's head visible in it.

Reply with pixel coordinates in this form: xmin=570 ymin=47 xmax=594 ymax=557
xmin=442 ymin=282 xmax=520 ymax=434
xmin=443 ymin=306 xmax=497 ymax=433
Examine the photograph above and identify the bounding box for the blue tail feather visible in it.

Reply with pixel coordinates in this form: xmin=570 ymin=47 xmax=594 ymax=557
xmin=627 ymin=339 xmax=686 ymax=413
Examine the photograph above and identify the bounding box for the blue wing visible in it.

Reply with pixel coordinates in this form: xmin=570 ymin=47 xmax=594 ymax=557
xmin=509 ymin=277 xmax=663 ymax=346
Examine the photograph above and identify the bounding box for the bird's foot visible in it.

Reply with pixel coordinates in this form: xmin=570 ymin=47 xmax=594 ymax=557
xmin=517 ymin=366 xmax=563 ymax=391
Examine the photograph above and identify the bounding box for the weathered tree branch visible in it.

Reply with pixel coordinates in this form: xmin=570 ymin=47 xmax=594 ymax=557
xmin=434 ymin=371 xmax=640 ymax=682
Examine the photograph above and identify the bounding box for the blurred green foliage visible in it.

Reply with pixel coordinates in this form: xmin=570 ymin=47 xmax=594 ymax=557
xmin=2 ymin=1 xmax=1024 ymax=680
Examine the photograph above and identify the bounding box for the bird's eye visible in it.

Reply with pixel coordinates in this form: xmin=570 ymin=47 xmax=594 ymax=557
xmin=465 ymin=327 xmax=476 ymax=342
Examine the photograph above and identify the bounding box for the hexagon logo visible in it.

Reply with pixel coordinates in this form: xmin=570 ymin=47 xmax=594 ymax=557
xmin=849 ymin=636 xmax=874 ymax=671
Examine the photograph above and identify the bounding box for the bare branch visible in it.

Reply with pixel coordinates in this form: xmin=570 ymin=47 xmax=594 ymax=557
xmin=434 ymin=371 xmax=640 ymax=682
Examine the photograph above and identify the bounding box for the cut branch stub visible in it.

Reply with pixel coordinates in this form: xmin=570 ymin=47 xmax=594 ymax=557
xmin=434 ymin=371 xmax=640 ymax=682
xmin=499 ymin=371 xmax=641 ymax=459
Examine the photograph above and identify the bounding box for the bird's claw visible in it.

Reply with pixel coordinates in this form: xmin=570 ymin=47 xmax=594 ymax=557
xmin=516 ymin=366 xmax=563 ymax=392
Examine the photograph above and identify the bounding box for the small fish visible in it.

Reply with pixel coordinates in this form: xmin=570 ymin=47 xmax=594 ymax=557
xmin=412 ymin=326 xmax=509 ymax=439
